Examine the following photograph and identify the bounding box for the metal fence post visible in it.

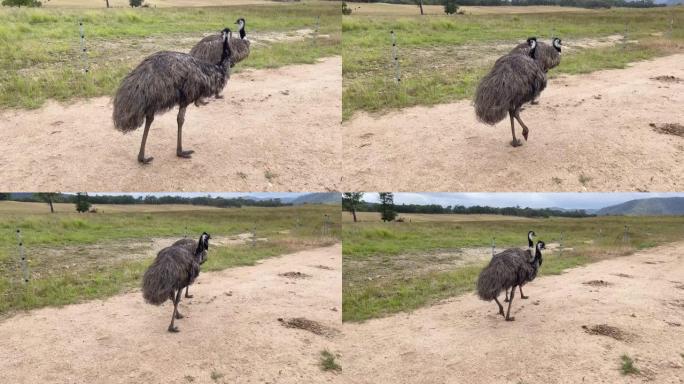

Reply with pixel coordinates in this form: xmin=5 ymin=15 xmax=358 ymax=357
xmin=16 ymin=229 xmax=29 ymax=284
xmin=390 ymin=30 xmax=401 ymax=83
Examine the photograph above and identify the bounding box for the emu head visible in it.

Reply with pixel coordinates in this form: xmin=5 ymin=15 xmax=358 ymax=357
xmin=219 ymin=28 xmax=232 ymax=65
xmin=235 ymin=17 xmax=246 ymax=39
xmin=526 ymin=37 xmax=537 ymax=58
xmin=535 ymin=240 xmax=546 ymax=266
xmin=197 ymin=232 xmax=211 ymax=264
xmin=552 ymin=37 xmax=562 ymax=53
xmin=527 ymin=230 xmax=536 ymax=247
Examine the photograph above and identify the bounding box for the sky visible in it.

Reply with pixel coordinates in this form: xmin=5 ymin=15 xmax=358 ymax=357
xmin=361 ymin=192 xmax=684 ymax=210
xmin=86 ymin=192 xmax=308 ymax=199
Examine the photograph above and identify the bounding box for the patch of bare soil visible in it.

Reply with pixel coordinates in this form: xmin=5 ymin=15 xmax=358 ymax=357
xmin=338 ymin=241 xmax=684 ymax=383
xmin=278 ymin=317 xmax=339 ymax=338
xmin=652 ymin=75 xmax=682 ymax=83
xmin=650 ymin=123 xmax=684 ymax=137
xmin=583 ymin=279 xmax=612 ymax=287
xmin=279 ymin=271 xmax=312 ymax=279
xmin=343 ymin=54 xmax=684 ymax=191
xmin=582 ymin=324 xmax=630 ymax=341
xmin=0 ymin=245 xmax=343 ymax=384
xmin=0 ymin=57 xmax=341 ymax=191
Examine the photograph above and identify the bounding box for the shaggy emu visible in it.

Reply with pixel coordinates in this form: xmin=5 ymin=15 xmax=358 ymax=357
xmin=172 ymin=232 xmax=210 ymax=298
xmin=142 ymin=233 xmax=210 ymax=332
xmin=477 ymin=240 xmax=545 ymax=321
xmin=113 ymin=28 xmax=233 ymax=164
xmin=190 ymin=18 xmax=251 ymax=99
xmin=474 ymin=37 xmax=560 ymax=147
xmin=503 ymin=230 xmax=536 ymax=302
xmin=511 ymin=37 xmax=562 ymax=105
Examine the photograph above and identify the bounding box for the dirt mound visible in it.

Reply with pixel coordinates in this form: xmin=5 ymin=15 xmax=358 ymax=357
xmin=582 ymin=324 xmax=630 ymax=341
xmin=652 ymin=75 xmax=682 ymax=83
xmin=279 ymin=271 xmax=312 ymax=279
xmin=583 ymin=280 xmax=612 ymax=287
xmin=278 ymin=317 xmax=339 ymax=338
xmin=650 ymin=123 xmax=684 ymax=138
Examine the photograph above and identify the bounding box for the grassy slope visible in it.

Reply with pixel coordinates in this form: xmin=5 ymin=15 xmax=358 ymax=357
xmin=342 ymin=215 xmax=684 ymax=321
xmin=0 ymin=204 xmax=340 ymax=315
xmin=342 ymin=7 xmax=684 ymax=120
xmin=0 ymin=1 xmax=340 ymax=109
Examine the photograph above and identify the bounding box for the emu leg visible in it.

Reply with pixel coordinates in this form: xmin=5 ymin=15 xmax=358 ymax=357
xmin=519 ymin=285 xmax=528 ymax=299
xmin=514 ymin=108 xmax=531 ymax=141
xmin=505 ymin=285 xmax=516 ymax=321
xmin=509 ymin=110 xmax=522 ymax=147
xmin=493 ymin=297 xmax=505 ymax=317
xmin=168 ymin=289 xmax=182 ymax=332
xmin=504 ymin=288 xmax=510 ymax=302
xmin=185 ymin=285 xmax=193 ymax=299
xmin=137 ymin=113 xmax=154 ymax=164
xmin=176 ymin=105 xmax=194 ymax=159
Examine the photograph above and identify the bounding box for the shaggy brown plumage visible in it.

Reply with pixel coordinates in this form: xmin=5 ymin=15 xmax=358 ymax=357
xmin=172 ymin=232 xmax=210 ymax=298
xmin=474 ymin=37 xmax=561 ymax=147
xmin=477 ymin=241 xmax=545 ymax=321
xmin=112 ymin=29 xmax=232 ymax=164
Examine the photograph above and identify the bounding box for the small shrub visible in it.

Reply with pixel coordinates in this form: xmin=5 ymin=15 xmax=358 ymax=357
xmin=444 ymin=0 xmax=459 ymax=15
xmin=2 ymin=0 xmax=41 ymax=7
xmin=129 ymin=0 xmax=144 ymax=7
xmin=342 ymin=2 xmax=352 ymax=15
xmin=620 ymin=354 xmax=640 ymax=375
xmin=319 ymin=350 xmax=341 ymax=372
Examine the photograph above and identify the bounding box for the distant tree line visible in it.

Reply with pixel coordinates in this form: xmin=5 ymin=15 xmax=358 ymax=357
xmin=351 ymin=0 xmax=666 ymax=9
xmin=353 ymin=200 xmax=594 ymax=218
xmin=4 ymin=193 xmax=292 ymax=208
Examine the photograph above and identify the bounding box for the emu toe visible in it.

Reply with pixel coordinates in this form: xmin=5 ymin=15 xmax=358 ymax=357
xmin=505 ymin=316 xmax=516 ymax=322
xmin=521 ymin=295 xmax=529 ymax=299
xmin=168 ymin=325 xmax=179 ymax=333
xmin=522 ymin=130 xmax=529 ymax=141
xmin=510 ymin=139 xmax=523 ymax=147
xmin=138 ymin=156 xmax=154 ymax=165
xmin=185 ymin=293 xmax=194 ymax=299
xmin=531 ymin=100 xmax=539 ymax=105
xmin=177 ymin=150 xmax=195 ymax=159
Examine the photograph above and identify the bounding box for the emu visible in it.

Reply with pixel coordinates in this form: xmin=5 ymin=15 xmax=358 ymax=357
xmin=142 ymin=233 xmax=210 ymax=332
xmin=113 ymin=28 xmax=233 ymax=164
xmin=172 ymin=232 xmax=210 ymax=298
xmin=503 ymin=230 xmax=535 ymax=302
xmin=477 ymin=240 xmax=545 ymax=321
xmin=190 ymin=18 xmax=251 ymax=99
xmin=511 ymin=38 xmax=562 ymax=105
xmin=474 ymin=37 xmax=561 ymax=147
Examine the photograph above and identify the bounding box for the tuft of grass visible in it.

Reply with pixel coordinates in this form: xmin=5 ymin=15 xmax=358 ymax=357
xmin=319 ymin=350 xmax=342 ymax=372
xmin=184 ymin=375 xmax=195 ymax=382
xmin=620 ymin=354 xmax=640 ymax=375
xmin=210 ymin=370 xmax=224 ymax=382
xmin=264 ymin=170 xmax=278 ymax=182
xmin=578 ymin=174 xmax=592 ymax=186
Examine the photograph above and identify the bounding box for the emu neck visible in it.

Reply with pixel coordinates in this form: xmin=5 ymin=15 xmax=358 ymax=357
xmin=194 ymin=239 xmax=204 ymax=259
xmin=240 ymin=28 xmax=246 ymax=39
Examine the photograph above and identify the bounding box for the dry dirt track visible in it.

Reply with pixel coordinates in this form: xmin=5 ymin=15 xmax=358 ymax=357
xmin=0 ymin=245 xmax=343 ymax=384
xmin=343 ymin=54 xmax=684 ymax=192
xmin=0 ymin=57 xmax=341 ymax=192
xmin=339 ymin=242 xmax=684 ymax=384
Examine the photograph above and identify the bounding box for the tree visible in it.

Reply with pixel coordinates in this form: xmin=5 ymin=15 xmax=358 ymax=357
xmin=378 ymin=192 xmax=397 ymax=222
xmin=75 ymin=193 xmax=91 ymax=213
xmin=0 ymin=193 xmax=9 ymax=201
xmin=416 ymin=0 xmax=424 ymax=15
xmin=1 ymin=0 xmax=42 ymax=7
xmin=342 ymin=192 xmax=363 ymax=222
xmin=35 ymin=193 xmax=58 ymax=213
xmin=105 ymin=0 xmax=109 ymax=8
xmin=342 ymin=1 xmax=352 ymax=15
xmin=444 ymin=0 xmax=459 ymax=14
xmin=129 ymin=0 xmax=143 ymax=7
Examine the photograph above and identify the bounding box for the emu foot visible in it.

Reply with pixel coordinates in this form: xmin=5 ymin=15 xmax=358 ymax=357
xmin=168 ymin=325 xmax=179 ymax=333
xmin=521 ymin=295 xmax=529 ymax=299
xmin=498 ymin=308 xmax=504 ymax=316
xmin=138 ymin=156 xmax=154 ymax=164
xmin=175 ymin=312 xmax=184 ymax=319
xmin=531 ymin=100 xmax=539 ymax=105
xmin=505 ymin=316 xmax=516 ymax=322
xmin=185 ymin=293 xmax=193 ymax=299
xmin=504 ymin=298 xmax=509 ymax=303
xmin=510 ymin=139 xmax=522 ymax=147
xmin=522 ymin=130 xmax=529 ymax=141
xmin=177 ymin=150 xmax=194 ymax=159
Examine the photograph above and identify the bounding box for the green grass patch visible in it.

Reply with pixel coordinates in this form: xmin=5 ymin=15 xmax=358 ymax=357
xmin=342 ymin=7 xmax=684 ymax=119
xmin=0 ymin=2 xmax=340 ymax=109
xmin=342 ymin=215 xmax=684 ymax=321
xmin=0 ymin=204 xmax=340 ymax=316
xmin=319 ymin=349 xmax=342 ymax=372
xmin=620 ymin=354 xmax=640 ymax=375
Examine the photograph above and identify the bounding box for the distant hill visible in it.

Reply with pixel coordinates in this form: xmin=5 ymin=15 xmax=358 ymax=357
xmin=655 ymin=0 xmax=683 ymax=5
xmin=291 ymin=193 xmax=341 ymax=205
xmin=596 ymin=197 xmax=684 ymax=216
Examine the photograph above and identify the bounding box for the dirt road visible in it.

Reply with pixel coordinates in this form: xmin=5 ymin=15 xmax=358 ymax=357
xmin=0 ymin=57 xmax=341 ymax=192
xmin=0 ymin=245 xmax=343 ymax=384
xmin=339 ymin=242 xmax=684 ymax=383
xmin=343 ymin=54 xmax=684 ymax=191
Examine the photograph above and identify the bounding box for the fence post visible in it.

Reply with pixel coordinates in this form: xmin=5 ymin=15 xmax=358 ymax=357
xmin=16 ymin=229 xmax=29 ymax=284
xmin=390 ymin=30 xmax=401 ymax=83
xmin=78 ymin=19 xmax=89 ymax=74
